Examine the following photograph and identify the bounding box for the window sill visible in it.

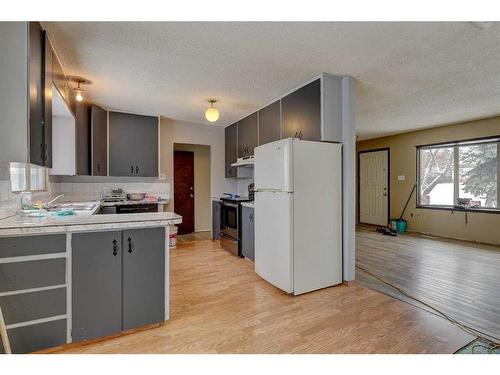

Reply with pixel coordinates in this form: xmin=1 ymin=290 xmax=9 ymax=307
xmin=416 ymin=205 xmax=500 ymax=215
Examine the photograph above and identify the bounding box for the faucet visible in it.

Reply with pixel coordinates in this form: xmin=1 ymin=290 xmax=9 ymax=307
xmin=45 ymin=194 xmax=65 ymax=207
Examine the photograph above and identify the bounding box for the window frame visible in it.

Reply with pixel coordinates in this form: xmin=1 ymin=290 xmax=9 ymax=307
xmin=416 ymin=135 xmax=500 ymax=214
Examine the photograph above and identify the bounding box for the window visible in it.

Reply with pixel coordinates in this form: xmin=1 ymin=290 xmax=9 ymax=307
xmin=417 ymin=137 xmax=499 ymax=212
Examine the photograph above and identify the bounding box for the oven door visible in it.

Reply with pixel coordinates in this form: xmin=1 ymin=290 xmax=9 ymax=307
xmin=220 ymin=201 xmax=239 ymax=239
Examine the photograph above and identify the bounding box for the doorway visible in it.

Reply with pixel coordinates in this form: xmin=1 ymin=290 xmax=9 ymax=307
xmin=173 ymin=144 xmax=211 ymax=235
xmin=358 ymin=148 xmax=390 ymax=226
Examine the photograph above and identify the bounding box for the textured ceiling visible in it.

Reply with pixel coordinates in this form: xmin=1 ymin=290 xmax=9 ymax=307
xmin=43 ymin=22 xmax=500 ymax=140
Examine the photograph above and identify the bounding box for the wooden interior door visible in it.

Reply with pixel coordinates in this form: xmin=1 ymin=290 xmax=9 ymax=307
xmin=359 ymin=149 xmax=389 ymax=226
xmin=174 ymin=151 xmax=195 ymax=234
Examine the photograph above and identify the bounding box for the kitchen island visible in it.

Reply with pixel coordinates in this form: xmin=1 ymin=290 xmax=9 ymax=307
xmin=0 ymin=211 xmax=181 ymax=353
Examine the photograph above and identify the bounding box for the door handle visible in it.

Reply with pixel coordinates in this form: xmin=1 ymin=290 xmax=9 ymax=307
xmin=128 ymin=237 xmax=133 ymax=254
xmin=112 ymin=239 xmax=118 ymax=256
xmin=190 ymin=194 xmax=194 ymax=198
xmin=382 ymin=193 xmax=387 ymax=197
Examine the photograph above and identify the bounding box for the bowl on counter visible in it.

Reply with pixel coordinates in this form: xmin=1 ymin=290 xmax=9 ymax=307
xmin=126 ymin=193 xmax=147 ymax=201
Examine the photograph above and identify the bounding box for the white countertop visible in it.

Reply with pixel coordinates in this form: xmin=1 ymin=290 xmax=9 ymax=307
xmin=0 ymin=211 xmax=182 ymax=236
xmin=241 ymin=202 xmax=255 ymax=208
xmin=100 ymin=199 xmax=169 ymax=207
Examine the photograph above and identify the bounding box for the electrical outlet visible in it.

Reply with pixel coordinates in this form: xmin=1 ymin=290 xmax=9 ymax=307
xmin=159 ymin=173 xmax=166 ymax=181
xmin=398 ymin=175 xmax=405 ymax=181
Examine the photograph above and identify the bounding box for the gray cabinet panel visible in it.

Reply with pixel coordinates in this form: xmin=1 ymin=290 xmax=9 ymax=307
xmin=282 ymin=79 xmax=321 ymax=141
xmin=0 ymin=287 xmax=66 ymax=325
xmin=76 ymin=100 xmax=91 ymax=175
xmin=212 ymin=200 xmax=221 ymax=240
xmin=43 ymin=32 xmax=53 ymax=168
xmin=0 ymin=259 xmax=66 ymax=293
xmin=122 ymin=227 xmax=165 ymax=330
xmin=241 ymin=206 xmax=255 ymax=262
xmin=0 ymin=319 xmax=66 ymax=354
xmin=72 ymin=231 xmax=122 ymax=342
xmin=28 ymin=22 xmax=45 ymax=167
xmin=0 ymin=234 xmax=65 ymax=258
xmin=258 ymin=100 xmax=281 ymax=145
xmin=134 ymin=115 xmax=159 ymax=177
xmin=237 ymin=113 xmax=258 ymax=158
xmin=225 ymin=123 xmax=238 ymax=178
xmin=91 ymin=104 xmax=108 ymax=176
xmin=109 ymin=112 xmax=158 ymax=177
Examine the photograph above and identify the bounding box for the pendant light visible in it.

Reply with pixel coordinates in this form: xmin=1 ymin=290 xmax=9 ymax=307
xmin=74 ymin=80 xmax=84 ymax=102
xmin=205 ymin=99 xmax=219 ymax=122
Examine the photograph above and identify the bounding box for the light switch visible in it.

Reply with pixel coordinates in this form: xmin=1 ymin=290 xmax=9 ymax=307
xmin=397 ymin=175 xmax=405 ymax=181
xmin=159 ymin=173 xmax=166 ymax=181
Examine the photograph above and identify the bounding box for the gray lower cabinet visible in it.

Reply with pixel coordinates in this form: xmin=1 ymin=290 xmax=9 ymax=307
xmin=282 ymin=79 xmax=321 ymax=141
xmin=241 ymin=206 xmax=255 ymax=262
xmin=122 ymin=228 xmax=165 ymax=331
xmin=212 ymin=200 xmax=221 ymax=240
xmin=72 ymin=231 xmax=122 ymax=342
xmin=109 ymin=111 xmax=159 ymax=177
xmin=72 ymin=227 xmax=165 ymax=342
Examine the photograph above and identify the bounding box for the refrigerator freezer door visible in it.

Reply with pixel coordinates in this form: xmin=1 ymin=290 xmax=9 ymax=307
xmin=254 ymin=138 xmax=293 ymax=192
xmin=254 ymin=191 xmax=293 ymax=293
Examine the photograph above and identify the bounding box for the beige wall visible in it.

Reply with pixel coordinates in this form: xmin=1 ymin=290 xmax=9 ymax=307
xmin=160 ymin=118 xmax=236 ymax=230
xmin=357 ymin=116 xmax=500 ymax=245
xmin=174 ymin=144 xmax=211 ymax=232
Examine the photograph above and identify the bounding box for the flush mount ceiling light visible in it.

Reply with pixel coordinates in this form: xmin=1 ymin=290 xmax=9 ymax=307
xmin=205 ymin=99 xmax=219 ymax=122
xmin=70 ymin=77 xmax=91 ymax=102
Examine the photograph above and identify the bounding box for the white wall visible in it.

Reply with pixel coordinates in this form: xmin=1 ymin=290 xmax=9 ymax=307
xmin=51 ymin=116 xmax=76 ymax=176
xmin=160 ymin=118 xmax=236 ymax=213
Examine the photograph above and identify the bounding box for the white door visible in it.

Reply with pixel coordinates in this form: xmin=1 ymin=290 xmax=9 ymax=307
xmin=359 ymin=150 xmax=389 ymax=226
xmin=254 ymin=191 xmax=293 ymax=293
xmin=254 ymin=138 xmax=293 ymax=192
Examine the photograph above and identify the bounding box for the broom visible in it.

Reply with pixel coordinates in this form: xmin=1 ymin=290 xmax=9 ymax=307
xmin=0 ymin=305 xmax=12 ymax=354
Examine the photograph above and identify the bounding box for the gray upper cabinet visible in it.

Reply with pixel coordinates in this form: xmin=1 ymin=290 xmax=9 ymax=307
xmin=237 ymin=113 xmax=258 ymax=158
xmin=75 ymin=101 xmax=91 ymax=175
xmin=72 ymin=231 xmax=123 ymax=342
xmin=282 ymin=79 xmax=321 ymax=141
xmin=241 ymin=206 xmax=255 ymax=262
xmin=91 ymin=104 xmax=108 ymax=176
xmin=258 ymin=100 xmax=281 ymax=145
xmin=122 ymin=228 xmax=165 ymax=330
xmin=109 ymin=111 xmax=159 ymax=177
xmin=28 ymin=22 xmax=45 ymax=167
xmin=43 ymin=32 xmax=53 ymax=168
xmin=225 ymin=123 xmax=238 ymax=178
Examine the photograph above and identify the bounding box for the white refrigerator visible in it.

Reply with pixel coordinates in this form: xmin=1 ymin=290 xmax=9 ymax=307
xmin=254 ymin=138 xmax=343 ymax=295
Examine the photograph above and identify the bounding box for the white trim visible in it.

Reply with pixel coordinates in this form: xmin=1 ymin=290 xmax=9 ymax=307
xmin=0 ymin=252 xmax=66 ymax=264
xmin=158 ymin=116 xmax=161 ymax=177
xmin=66 ymin=232 xmax=72 ymax=343
xmin=0 ymin=284 xmax=66 ymax=297
xmin=6 ymin=314 xmax=67 ymax=330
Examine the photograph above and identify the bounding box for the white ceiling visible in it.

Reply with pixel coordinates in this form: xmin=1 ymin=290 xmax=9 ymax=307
xmin=43 ymin=22 xmax=500 ymax=140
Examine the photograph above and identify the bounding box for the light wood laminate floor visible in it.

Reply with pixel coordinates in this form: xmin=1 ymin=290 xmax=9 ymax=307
xmin=356 ymin=226 xmax=500 ymax=342
xmin=55 ymin=239 xmax=473 ymax=354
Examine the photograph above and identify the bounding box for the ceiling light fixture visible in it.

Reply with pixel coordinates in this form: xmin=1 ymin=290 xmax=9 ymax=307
xmin=74 ymin=80 xmax=84 ymax=102
xmin=205 ymin=99 xmax=219 ymax=122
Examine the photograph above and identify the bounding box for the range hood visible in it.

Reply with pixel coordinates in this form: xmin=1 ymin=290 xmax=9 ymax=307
xmin=231 ymin=156 xmax=254 ymax=167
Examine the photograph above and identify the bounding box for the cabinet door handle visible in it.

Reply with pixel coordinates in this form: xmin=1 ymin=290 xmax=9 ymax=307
xmin=299 ymin=131 xmax=303 ymax=139
xmin=112 ymin=239 xmax=118 ymax=256
xmin=250 ymin=213 xmax=254 ymax=222
xmin=136 ymin=166 xmax=139 ymax=174
xmin=97 ymin=163 xmax=101 ymax=172
xmin=128 ymin=237 xmax=133 ymax=254
xmin=131 ymin=166 xmax=134 ymax=174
